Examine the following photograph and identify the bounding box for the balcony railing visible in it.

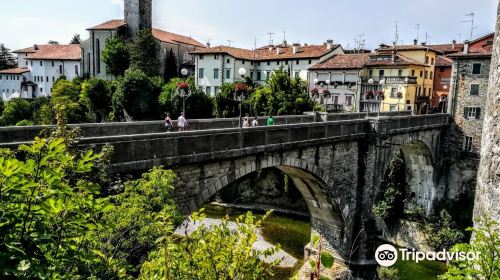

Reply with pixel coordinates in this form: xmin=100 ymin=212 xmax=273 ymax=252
xmin=361 ymin=76 xmax=417 ymax=84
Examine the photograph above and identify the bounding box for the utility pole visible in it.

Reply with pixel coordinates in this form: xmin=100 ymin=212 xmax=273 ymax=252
xmin=267 ymin=32 xmax=275 ymax=46
xmin=462 ymin=12 xmax=477 ymax=40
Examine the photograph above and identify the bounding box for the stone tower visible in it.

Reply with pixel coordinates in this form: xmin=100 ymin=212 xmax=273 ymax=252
xmin=124 ymin=0 xmax=152 ymax=39
xmin=473 ymin=1 xmax=500 ymax=225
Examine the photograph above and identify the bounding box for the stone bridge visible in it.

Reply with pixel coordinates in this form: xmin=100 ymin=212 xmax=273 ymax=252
xmin=0 ymin=113 xmax=449 ymax=265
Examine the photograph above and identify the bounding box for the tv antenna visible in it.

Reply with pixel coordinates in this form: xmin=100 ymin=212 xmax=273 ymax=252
xmin=227 ymin=40 xmax=233 ymax=47
xmin=462 ymin=12 xmax=477 ymax=40
xmin=267 ymin=32 xmax=275 ymax=45
xmin=393 ymin=21 xmax=399 ymax=45
xmin=283 ymin=28 xmax=287 ymax=42
xmin=254 ymin=37 xmax=258 ymax=50
xmin=415 ymin=24 xmax=420 ymax=43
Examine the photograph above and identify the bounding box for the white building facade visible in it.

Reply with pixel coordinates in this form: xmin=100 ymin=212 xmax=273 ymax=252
xmin=192 ymin=42 xmax=344 ymax=96
xmin=0 ymin=44 xmax=81 ymax=100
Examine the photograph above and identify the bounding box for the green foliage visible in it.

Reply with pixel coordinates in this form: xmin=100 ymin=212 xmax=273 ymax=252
xmin=163 ymin=48 xmax=178 ymax=82
xmin=159 ymin=76 xmax=213 ymax=119
xmin=0 ymin=44 xmax=16 ymax=70
xmin=373 ymin=151 xmax=406 ymax=225
xmin=82 ymin=78 xmax=112 ymax=122
xmin=439 ymin=218 xmax=500 ymax=280
xmin=87 ymin=167 xmax=182 ymax=277
xmin=214 ymin=82 xmax=241 ymax=118
xmin=427 ymin=210 xmax=465 ymax=251
xmin=30 ymin=96 xmax=54 ymax=125
xmin=0 ymin=98 xmax=33 ymax=126
xmin=0 ymin=137 xmax=113 ymax=278
xmin=378 ymin=267 xmax=400 ymax=280
xmin=70 ymin=34 xmax=82 ymax=44
xmin=129 ymin=30 xmax=160 ymax=77
xmin=51 ymin=78 xmax=89 ymax=124
xmin=15 ymin=119 xmax=33 ymax=126
xmin=139 ymin=211 xmax=280 ymax=280
xmin=115 ymin=69 xmax=162 ymax=120
xmin=320 ymin=252 xmax=335 ymax=269
xmin=102 ymin=37 xmax=130 ymax=77
xmin=247 ymin=67 xmax=313 ymax=116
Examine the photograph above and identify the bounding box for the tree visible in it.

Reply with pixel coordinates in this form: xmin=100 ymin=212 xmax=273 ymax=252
xmin=48 ymin=40 xmax=59 ymax=45
xmin=163 ymin=48 xmax=178 ymax=82
xmin=427 ymin=210 xmax=465 ymax=251
xmin=70 ymin=34 xmax=82 ymax=44
xmin=0 ymin=99 xmax=33 ymax=126
xmin=214 ymin=83 xmax=241 ymax=118
xmin=31 ymin=96 xmax=54 ymax=125
xmin=51 ymin=78 xmax=88 ymax=123
xmin=114 ymin=69 xmax=162 ymax=120
xmin=0 ymin=136 xmax=113 ymax=278
xmin=129 ymin=30 xmax=160 ymax=77
xmin=82 ymin=78 xmax=112 ymax=122
xmin=102 ymin=37 xmax=130 ymax=77
xmin=0 ymin=44 xmax=16 ymax=70
xmin=439 ymin=218 xmax=500 ymax=280
xmin=139 ymin=211 xmax=280 ymax=280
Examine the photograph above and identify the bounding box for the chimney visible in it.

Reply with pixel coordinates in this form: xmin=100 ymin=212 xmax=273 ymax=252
xmin=452 ymin=39 xmax=456 ymax=49
xmin=283 ymin=40 xmax=288 ymax=47
xmin=413 ymin=39 xmax=418 ymax=45
xmin=421 ymin=42 xmax=427 ymax=46
xmin=34 ymin=44 xmax=39 ymax=50
xmin=293 ymin=45 xmax=300 ymax=54
xmin=326 ymin=39 xmax=334 ymax=50
xmin=303 ymin=43 xmax=308 ymax=46
xmin=206 ymin=42 xmax=211 ymax=48
xmin=276 ymin=47 xmax=281 ymax=54
xmin=463 ymin=40 xmax=470 ymax=54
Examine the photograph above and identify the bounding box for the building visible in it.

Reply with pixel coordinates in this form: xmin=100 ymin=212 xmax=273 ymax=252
xmin=308 ymin=53 xmax=370 ymax=112
xmin=443 ymin=33 xmax=494 ymax=198
xmin=191 ymin=41 xmax=343 ymax=96
xmin=81 ymin=0 xmax=205 ymax=79
xmin=0 ymin=44 xmax=81 ymax=100
xmin=432 ymin=55 xmax=453 ymax=112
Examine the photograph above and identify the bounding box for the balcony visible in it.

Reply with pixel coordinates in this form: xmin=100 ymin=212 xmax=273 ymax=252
xmin=361 ymin=76 xmax=417 ymax=84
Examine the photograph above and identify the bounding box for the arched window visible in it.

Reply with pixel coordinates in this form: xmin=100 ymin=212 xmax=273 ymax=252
xmin=96 ymin=39 xmax=101 ymax=74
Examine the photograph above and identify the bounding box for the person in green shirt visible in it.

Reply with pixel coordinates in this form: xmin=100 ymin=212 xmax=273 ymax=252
xmin=267 ymin=115 xmax=274 ymax=126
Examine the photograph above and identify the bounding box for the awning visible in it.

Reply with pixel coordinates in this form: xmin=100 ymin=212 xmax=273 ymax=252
xmin=436 ymin=91 xmax=449 ymax=97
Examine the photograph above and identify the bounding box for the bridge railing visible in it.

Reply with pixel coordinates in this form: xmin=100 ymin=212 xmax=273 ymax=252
xmin=77 ymin=120 xmax=370 ymax=167
xmin=370 ymin=113 xmax=450 ymax=135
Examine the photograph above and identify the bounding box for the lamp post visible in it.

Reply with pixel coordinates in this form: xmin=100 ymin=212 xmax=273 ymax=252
xmin=179 ymin=68 xmax=191 ymax=117
xmin=234 ymin=91 xmax=247 ymax=128
xmin=181 ymin=68 xmax=189 ymax=77
xmin=378 ymin=79 xmax=385 ymax=115
xmin=239 ymin=67 xmax=247 ymax=80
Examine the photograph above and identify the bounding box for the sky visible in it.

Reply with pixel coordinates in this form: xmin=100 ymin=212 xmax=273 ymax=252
xmin=0 ymin=0 xmax=497 ymax=51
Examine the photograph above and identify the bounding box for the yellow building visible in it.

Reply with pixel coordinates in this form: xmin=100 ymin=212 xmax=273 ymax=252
xmin=359 ymin=45 xmax=440 ymax=114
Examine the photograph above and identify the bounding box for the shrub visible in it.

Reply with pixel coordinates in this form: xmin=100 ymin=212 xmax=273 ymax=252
xmin=378 ymin=267 xmax=400 ymax=280
xmin=0 ymin=98 xmax=33 ymax=126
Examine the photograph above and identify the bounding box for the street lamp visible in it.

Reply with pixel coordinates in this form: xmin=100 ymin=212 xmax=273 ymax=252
xmin=181 ymin=68 xmax=189 ymax=77
xmin=234 ymin=91 xmax=247 ymax=128
xmin=239 ymin=68 xmax=247 ymax=79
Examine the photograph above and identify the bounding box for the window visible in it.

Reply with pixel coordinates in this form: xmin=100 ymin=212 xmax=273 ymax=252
xmin=250 ymin=71 xmax=254 ymax=80
xmin=470 ymin=84 xmax=479 ymax=95
xmin=463 ymin=136 xmax=473 ymax=152
xmin=390 ymin=105 xmax=396 ymax=112
xmin=214 ymin=55 xmax=218 ymax=60
xmin=52 ymin=77 xmax=55 ymax=82
xmin=369 ymin=70 xmax=373 ymax=76
xmin=308 ymin=60 xmax=312 ymax=64
xmin=267 ymin=61 xmax=270 ymax=66
xmin=431 ymin=58 xmax=434 ymax=65
xmin=52 ymin=61 xmax=54 ymax=67
xmin=40 ymin=61 xmax=43 ymax=66
xmin=390 ymin=87 xmax=397 ymax=98
xmin=242 ymin=60 xmax=245 ymax=65
xmin=294 ymin=71 xmax=300 ymax=78
xmin=206 ymin=86 xmax=211 ymax=95
xmin=379 ymin=70 xmax=385 ymax=77
xmin=46 ymin=76 xmax=48 ymax=82
xmin=425 ymin=56 xmax=429 ymax=64
xmin=346 ymin=96 xmax=352 ymax=106
xmin=472 ymin=63 xmax=481 ymax=75
xmin=214 ymin=86 xmax=219 ymax=94
xmin=96 ymin=39 xmax=101 ymax=74
xmin=420 ymin=71 xmax=423 ymax=77
xmin=430 ymin=71 xmax=433 ymax=80
xmin=225 ymin=69 xmax=231 ymax=79
xmin=59 ymin=65 xmax=63 ymax=75
xmin=296 ymin=60 xmax=299 ymax=65
xmin=257 ymin=62 xmax=261 ymax=66
xmin=0 ymin=75 xmax=2 ymax=80
xmin=226 ymin=59 xmax=230 ymax=63
xmin=464 ymin=107 xmax=481 ymax=119
xmin=199 ymin=55 xmax=204 ymax=60
xmin=333 ymin=96 xmax=339 ymax=105
xmin=265 ymin=70 xmax=271 ymax=78
xmin=425 ymin=70 xmax=428 ymax=79
xmin=440 ymin=67 xmax=445 ymax=72
xmin=30 ymin=61 xmax=33 ymax=66
xmin=398 ymin=70 xmax=403 ymax=76
xmin=277 ymin=61 xmax=280 ymax=65
xmin=75 ymin=65 xmax=79 ymax=75
xmin=256 ymin=71 xmax=262 ymax=81
xmin=213 ymin=68 xmax=219 ymax=79
xmin=251 ymin=61 xmax=254 ymax=65
xmin=285 ymin=60 xmax=289 ymax=65
xmin=17 ymin=76 xmax=19 ymax=80
xmin=198 ymin=68 xmax=204 ymax=78
xmin=25 ymin=61 xmax=28 ymax=66
xmin=40 ymin=87 xmax=43 ymax=92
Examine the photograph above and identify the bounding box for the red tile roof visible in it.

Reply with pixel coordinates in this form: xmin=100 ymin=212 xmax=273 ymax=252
xmin=309 ymin=54 xmax=371 ymax=70
xmin=192 ymin=44 xmax=341 ymax=61
xmin=365 ymin=54 xmax=426 ymax=67
xmin=23 ymin=45 xmax=81 ymax=60
xmin=0 ymin=67 xmax=30 ymax=74
xmin=435 ymin=55 xmax=453 ymax=67
xmin=152 ymin=29 xmax=205 ymax=48
xmin=427 ymin=43 xmax=464 ymax=54
xmin=88 ymin=19 xmax=126 ymax=30
xmin=448 ymin=52 xmax=492 ymax=58
xmin=376 ymin=44 xmax=443 ymax=54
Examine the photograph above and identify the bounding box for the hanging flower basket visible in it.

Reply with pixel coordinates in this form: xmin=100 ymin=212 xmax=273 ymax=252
xmin=177 ymin=82 xmax=189 ymax=90
xmin=397 ymin=92 xmax=403 ymax=98
xmin=311 ymin=88 xmax=319 ymax=97
xmin=322 ymin=89 xmax=331 ymax=98
xmin=234 ymin=83 xmax=248 ymax=93
xmin=365 ymin=90 xmax=374 ymax=100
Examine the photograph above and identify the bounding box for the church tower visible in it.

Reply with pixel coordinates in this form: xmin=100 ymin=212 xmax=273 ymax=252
xmin=124 ymin=0 xmax=152 ymax=39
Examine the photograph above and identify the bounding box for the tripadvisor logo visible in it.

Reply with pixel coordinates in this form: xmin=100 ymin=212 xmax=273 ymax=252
xmin=375 ymin=244 xmax=481 ymax=267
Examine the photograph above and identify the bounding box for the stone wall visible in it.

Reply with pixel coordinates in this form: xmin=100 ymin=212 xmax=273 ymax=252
xmin=474 ymin=3 xmax=500 ymax=224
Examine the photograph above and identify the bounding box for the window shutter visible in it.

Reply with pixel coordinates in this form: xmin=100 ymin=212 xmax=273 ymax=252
xmin=463 ymin=107 xmax=468 ymax=118
xmin=476 ymin=108 xmax=481 ymax=119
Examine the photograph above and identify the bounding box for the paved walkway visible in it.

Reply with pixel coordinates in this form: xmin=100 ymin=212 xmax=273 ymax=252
xmin=174 ymin=218 xmax=298 ymax=268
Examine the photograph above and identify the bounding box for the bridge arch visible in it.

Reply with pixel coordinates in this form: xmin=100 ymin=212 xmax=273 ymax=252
xmin=173 ymin=152 xmax=357 ymax=260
